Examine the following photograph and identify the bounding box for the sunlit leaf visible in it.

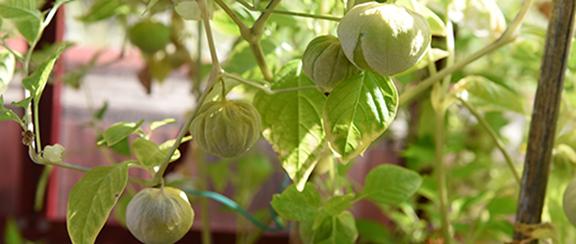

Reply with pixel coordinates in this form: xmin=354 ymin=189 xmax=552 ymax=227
xmin=79 ymin=0 xmax=130 ymax=22
xmin=254 ymin=60 xmax=327 ymax=191
xmin=454 ymin=75 xmax=525 ymax=114
xmin=0 ymin=50 xmax=15 ymax=94
xmin=132 ymin=137 xmax=165 ymax=169
xmin=67 ymin=163 xmax=129 ymax=244
xmin=0 ymin=3 xmax=41 ymax=44
xmin=22 ymin=42 xmax=72 ymax=99
xmin=149 ymin=118 xmax=177 ymax=132
xmin=102 ymin=119 xmax=145 ymax=146
xmin=323 ymin=72 xmax=398 ymax=164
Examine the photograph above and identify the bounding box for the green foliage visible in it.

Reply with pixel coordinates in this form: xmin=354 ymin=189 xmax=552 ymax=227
xmin=0 ymin=1 xmax=41 ymax=44
xmin=66 ymin=163 xmax=129 ymax=244
xmin=362 ymin=164 xmax=423 ymax=205
xmin=254 ymin=60 xmax=327 ymax=191
xmin=271 ymin=183 xmax=322 ymax=222
xmin=79 ymin=0 xmax=130 ymax=22
xmin=299 ymin=210 xmax=358 ymax=244
xmin=0 ymin=50 xmax=15 ymax=94
xmin=323 ymin=72 xmax=398 ymax=164
xmin=102 ymin=120 xmax=145 ymax=146
xmin=4 ymin=0 xmax=576 ymax=243
xmin=454 ymin=75 xmax=525 ymax=114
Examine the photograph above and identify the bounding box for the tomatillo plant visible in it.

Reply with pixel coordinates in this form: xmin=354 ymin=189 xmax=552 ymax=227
xmin=4 ymin=0 xmax=575 ymax=243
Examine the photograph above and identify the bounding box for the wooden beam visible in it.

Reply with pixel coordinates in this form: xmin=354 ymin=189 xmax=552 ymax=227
xmin=513 ymin=0 xmax=576 ymax=241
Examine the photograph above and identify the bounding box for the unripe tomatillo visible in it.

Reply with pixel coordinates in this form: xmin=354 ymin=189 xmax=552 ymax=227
xmin=337 ymin=2 xmax=432 ymax=76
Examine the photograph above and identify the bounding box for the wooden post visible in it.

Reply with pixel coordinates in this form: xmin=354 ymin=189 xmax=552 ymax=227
xmin=513 ymin=0 xmax=576 ymax=241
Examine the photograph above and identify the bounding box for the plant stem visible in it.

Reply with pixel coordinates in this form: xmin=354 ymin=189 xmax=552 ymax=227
xmin=459 ymin=98 xmax=521 ymax=185
xmin=223 ymin=72 xmax=316 ymax=94
xmin=399 ymin=0 xmax=536 ymax=105
xmin=250 ymin=0 xmax=282 ymax=81
xmin=22 ymin=2 xmax=65 ymax=154
xmin=248 ymin=41 xmax=273 ymax=80
xmin=152 ymin=0 xmax=222 ymax=186
xmin=435 ymin=105 xmax=451 ymax=244
xmin=34 ymin=165 xmax=53 ymax=212
xmin=235 ymin=0 xmax=341 ymax=21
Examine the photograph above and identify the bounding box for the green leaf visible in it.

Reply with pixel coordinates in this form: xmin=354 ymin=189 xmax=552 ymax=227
xmin=149 ymin=118 xmax=176 ymax=132
xmin=4 ymin=217 xmax=25 ymax=244
xmin=132 ymin=137 xmax=165 ymax=169
xmin=356 ymin=219 xmax=394 ymax=244
xmin=67 ymin=163 xmax=129 ymax=244
xmin=253 ymin=60 xmax=327 ymax=191
xmin=102 ymin=119 xmax=144 ymax=146
xmin=322 ymin=193 xmax=355 ymax=216
xmin=10 ymin=97 xmax=32 ymax=109
xmin=271 ymin=183 xmax=321 ymax=222
xmin=79 ymin=0 xmax=130 ymax=22
xmin=0 ymin=4 xmax=41 ymax=44
xmin=323 ymin=72 xmax=399 ymax=164
xmin=14 ymin=17 xmax=41 ymax=44
xmin=362 ymin=164 xmax=422 ymax=205
xmin=0 ymin=95 xmax=22 ymax=124
xmin=55 ymin=0 xmax=77 ymax=5
xmin=132 ymin=137 xmax=180 ymax=171
xmin=22 ymin=42 xmax=71 ymax=99
xmin=454 ymin=76 xmax=525 ymax=114
xmin=299 ymin=210 xmax=358 ymax=244
xmin=158 ymin=139 xmax=182 ymax=162
xmin=0 ymin=3 xmax=39 ymax=18
xmin=94 ymin=101 xmax=108 ymax=120
xmin=486 ymin=196 xmax=517 ymax=216
xmin=109 ymin=137 xmax=132 ymax=156
xmin=0 ymin=50 xmax=15 ymax=94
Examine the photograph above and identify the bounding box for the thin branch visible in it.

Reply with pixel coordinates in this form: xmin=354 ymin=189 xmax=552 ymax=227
xmin=399 ymin=0 xmax=536 ymax=105
xmin=459 ymin=98 xmax=521 ymax=184
xmin=152 ymin=0 xmax=223 ymax=186
xmin=251 ymin=0 xmax=282 ymax=37
xmin=236 ymin=0 xmax=341 ymax=21
xmin=223 ymin=72 xmax=316 ymax=94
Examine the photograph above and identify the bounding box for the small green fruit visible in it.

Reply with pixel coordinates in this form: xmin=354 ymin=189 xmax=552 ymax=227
xmin=190 ymin=100 xmax=261 ymax=158
xmin=126 ymin=187 xmax=194 ymax=244
xmin=129 ymin=21 xmax=171 ymax=54
xmin=302 ymin=35 xmax=361 ymax=93
xmin=337 ymin=2 xmax=432 ymax=76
